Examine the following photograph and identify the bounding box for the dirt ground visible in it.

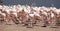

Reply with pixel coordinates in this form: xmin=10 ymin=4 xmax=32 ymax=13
xmin=0 ymin=21 xmax=60 ymax=31
xmin=0 ymin=23 xmax=60 ymax=31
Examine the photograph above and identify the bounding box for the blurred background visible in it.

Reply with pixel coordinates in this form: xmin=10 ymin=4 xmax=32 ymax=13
xmin=0 ymin=0 xmax=60 ymax=8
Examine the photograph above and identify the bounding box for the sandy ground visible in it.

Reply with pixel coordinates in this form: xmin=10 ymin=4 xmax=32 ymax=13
xmin=0 ymin=23 xmax=60 ymax=31
xmin=0 ymin=21 xmax=60 ymax=31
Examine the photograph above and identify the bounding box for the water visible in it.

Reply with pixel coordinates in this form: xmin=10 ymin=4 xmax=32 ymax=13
xmin=0 ymin=0 xmax=60 ymax=8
